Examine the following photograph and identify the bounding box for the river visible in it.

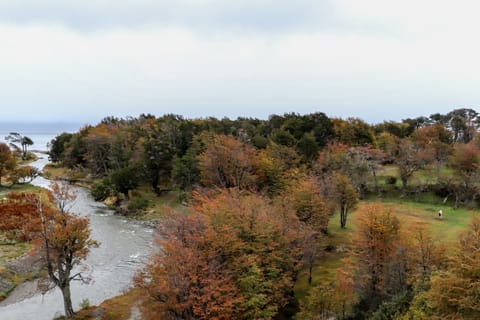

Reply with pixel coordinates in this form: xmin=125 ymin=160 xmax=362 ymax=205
xmin=0 ymin=154 xmax=154 ymax=319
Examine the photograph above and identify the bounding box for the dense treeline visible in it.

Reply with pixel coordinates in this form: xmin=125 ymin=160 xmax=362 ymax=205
xmin=47 ymin=107 xmax=480 ymax=319
xmin=48 ymin=108 xmax=480 ymax=208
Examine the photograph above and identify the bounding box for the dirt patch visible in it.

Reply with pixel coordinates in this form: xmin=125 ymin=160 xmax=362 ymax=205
xmin=0 ymin=279 xmax=43 ymax=306
xmin=5 ymin=250 xmax=45 ymax=275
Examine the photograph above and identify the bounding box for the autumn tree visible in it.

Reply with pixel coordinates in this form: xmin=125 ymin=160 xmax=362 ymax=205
xmin=301 ymin=229 xmax=323 ymax=287
xmin=9 ymin=165 xmax=39 ymax=186
xmin=198 ymin=135 xmax=258 ymax=191
xmin=332 ymin=268 xmax=357 ymax=319
xmin=332 ymin=118 xmax=375 ymax=146
xmin=37 ymin=196 xmax=97 ymax=318
xmin=425 ymin=215 xmax=480 ymax=318
xmin=137 ymin=191 xmax=304 ymax=320
xmin=448 ymin=142 xmax=480 ymax=206
xmin=316 ymin=143 xmax=384 ymax=198
xmin=411 ymin=124 xmax=453 ymax=170
xmin=351 ymin=203 xmax=400 ymax=310
xmin=406 ymin=223 xmax=446 ymax=286
xmin=0 ymin=189 xmax=96 ymax=319
xmin=0 ymin=142 xmax=15 ymax=185
xmin=395 ymin=139 xmax=433 ymax=191
xmin=50 ymin=180 xmax=78 ymax=213
xmin=38 ymin=182 xmax=96 ymax=318
xmin=290 ymin=177 xmax=330 ymax=234
xmin=331 ymin=173 xmax=358 ymax=229
xmin=84 ymin=124 xmax=113 ymax=175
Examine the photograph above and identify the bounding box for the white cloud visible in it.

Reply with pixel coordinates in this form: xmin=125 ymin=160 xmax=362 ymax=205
xmin=0 ymin=1 xmax=480 ymax=123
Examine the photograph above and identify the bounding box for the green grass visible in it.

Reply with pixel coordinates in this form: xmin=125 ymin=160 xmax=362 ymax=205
xmin=0 ymin=183 xmax=42 ymax=195
xmin=294 ymin=212 xmax=357 ymax=302
xmin=0 ymin=241 xmax=30 ymax=266
xmin=295 ymin=197 xmax=477 ymax=306
xmin=72 ymin=288 xmax=144 ymax=320
xmin=128 ymin=186 xmax=190 ymax=220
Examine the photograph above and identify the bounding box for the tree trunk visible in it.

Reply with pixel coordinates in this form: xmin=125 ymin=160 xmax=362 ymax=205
xmin=61 ymin=284 xmax=75 ymax=318
xmin=308 ymin=265 xmax=313 ymax=285
xmin=401 ymin=176 xmax=408 ymax=192
xmin=340 ymin=207 xmax=347 ymax=229
xmin=151 ymin=171 xmax=160 ymax=195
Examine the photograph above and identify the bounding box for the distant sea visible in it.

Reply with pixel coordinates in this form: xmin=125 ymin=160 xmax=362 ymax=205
xmin=0 ymin=122 xmax=82 ymax=152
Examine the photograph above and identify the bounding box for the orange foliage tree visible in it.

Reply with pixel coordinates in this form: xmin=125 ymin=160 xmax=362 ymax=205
xmin=198 ymin=135 xmax=258 ymax=191
xmin=350 ymin=203 xmax=400 ymax=309
xmin=137 ymin=191 xmax=304 ymax=320
xmin=331 ymin=173 xmax=358 ymax=229
xmin=0 ymin=142 xmax=15 ymax=186
xmin=0 ymin=188 xmax=96 ymax=319
xmin=426 ymin=215 xmax=480 ymax=318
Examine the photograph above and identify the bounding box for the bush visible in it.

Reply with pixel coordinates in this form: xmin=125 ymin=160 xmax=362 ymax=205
xmin=385 ymin=176 xmax=397 ymax=185
xmin=80 ymin=298 xmax=90 ymax=309
xmin=127 ymin=197 xmax=149 ymax=212
xmin=370 ymin=291 xmax=413 ymax=320
xmin=91 ymin=179 xmax=113 ymax=201
xmin=109 ymin=166 xmax=140 ymax=199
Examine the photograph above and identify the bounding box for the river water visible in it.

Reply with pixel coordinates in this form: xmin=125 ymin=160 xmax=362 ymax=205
xmin=0 ymin=154 xmax=154 ymax=319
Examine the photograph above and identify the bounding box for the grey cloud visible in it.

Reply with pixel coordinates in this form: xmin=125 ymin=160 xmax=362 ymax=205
xmin=0 ymin=0 xmax=337 ymax=32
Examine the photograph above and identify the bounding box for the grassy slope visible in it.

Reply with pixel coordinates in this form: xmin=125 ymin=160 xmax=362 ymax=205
xmin=294 ymin=196 xmax=477 ymax=305
xmin=72 ymin=289 xmax=143 ymax=320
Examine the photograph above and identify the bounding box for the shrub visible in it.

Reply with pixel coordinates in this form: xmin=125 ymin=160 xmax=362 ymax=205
xmin=127 ymin=197 xmax=149 ymax=212
xmin=91 ymin=179 xmax=113 ymax=201
xmin=80 ymin=298 xmax=90 ymax=309
xmin=385 ymin=176 xmax=397 ymax=185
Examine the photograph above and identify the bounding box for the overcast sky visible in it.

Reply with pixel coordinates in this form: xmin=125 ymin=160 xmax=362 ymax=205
xmin=1 ymin=0 xmax=479 ymax=124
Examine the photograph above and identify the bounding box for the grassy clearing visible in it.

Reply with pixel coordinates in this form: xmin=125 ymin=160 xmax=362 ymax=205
xmin=42 ymin=163 xmax=89 ymax=182
xmin=0 ymin=240 xmax=30 ymax=266
xmin=295 ymin=198 xmax=477 ymax=306
xmin=128 ymin=186 xmax=190 ymax=220
xmin=0 ymin=184 xmax=40 ymax=196
xmin=294 ymin=211 xmax=357 ymax=302
xmin=72 ymin=289 xmax=144 ymax=320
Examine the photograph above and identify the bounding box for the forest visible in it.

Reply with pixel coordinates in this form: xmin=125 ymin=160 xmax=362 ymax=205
xmin=3 ymin=108 xmax=480 ymax=319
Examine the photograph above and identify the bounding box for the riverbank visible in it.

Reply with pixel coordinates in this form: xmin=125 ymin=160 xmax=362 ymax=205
xmin=0 ymin=183 xmax=52 ymax=303
xmin=0 ymin=153 xmax=154 ymax=320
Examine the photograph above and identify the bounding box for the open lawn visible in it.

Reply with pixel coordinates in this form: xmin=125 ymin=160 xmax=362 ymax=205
xmin=295 ymin=198 xmax=478 ymax=305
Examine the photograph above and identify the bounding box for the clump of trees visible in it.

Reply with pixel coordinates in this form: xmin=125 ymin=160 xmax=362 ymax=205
xmin=136 ymin=191 xmax=306 ymax=319
xmin=0 ymin=139 xmax=38 ymax=188
xmin=5 ymin=132 xmax=34 ymax=160
xmin=46 ymin=107 xmax=480 ymax=318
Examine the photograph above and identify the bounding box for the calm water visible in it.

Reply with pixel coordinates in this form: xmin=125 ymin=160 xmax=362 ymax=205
xmin=0 ymin=153 xmax=154 ymax=318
